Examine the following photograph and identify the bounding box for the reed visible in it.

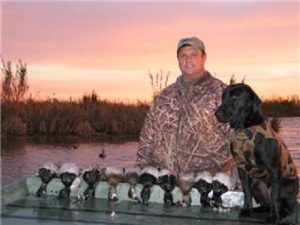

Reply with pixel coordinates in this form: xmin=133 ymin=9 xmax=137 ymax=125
xmin=149 ymin=70 xmax=170 ymax=101
xmin=2 ymin=94 xmax=298 ymax=138
xmin=1 ymin=95 xmax=150 ymax=137
xmin=261 ymin=95 xmax=300 ymax=117
xmin=1 ymin=60 xmax=299 ymax=138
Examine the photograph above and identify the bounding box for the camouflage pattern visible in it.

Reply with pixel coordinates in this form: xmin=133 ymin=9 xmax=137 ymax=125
xmin=232 ymin=122 xmax=298 ymax=180
xmin=136 ymin=71 xmax=233 ymax=174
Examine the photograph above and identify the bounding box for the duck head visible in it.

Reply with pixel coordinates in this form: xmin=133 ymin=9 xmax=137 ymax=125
xmin=139 ymin=167 xmax=159 ymax=205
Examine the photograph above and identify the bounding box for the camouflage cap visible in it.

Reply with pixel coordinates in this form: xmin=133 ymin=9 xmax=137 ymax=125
xmin=177 ymin=37 xmax=206 ymax=54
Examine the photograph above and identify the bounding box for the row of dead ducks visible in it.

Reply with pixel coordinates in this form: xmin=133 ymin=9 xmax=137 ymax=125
xmin=36 ymin=162 xmax=237 ymax=210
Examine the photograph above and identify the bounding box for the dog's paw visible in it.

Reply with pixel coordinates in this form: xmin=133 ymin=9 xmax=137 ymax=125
xmin=265 ymin=214 xmax=277 ymax=224
xmin=279 ymin=214 xmax=296 ymax=225
xmin=251 ymin=206 xmax=270 ymax=214
xmin=239 ymin=208 xmax=252 ymax=217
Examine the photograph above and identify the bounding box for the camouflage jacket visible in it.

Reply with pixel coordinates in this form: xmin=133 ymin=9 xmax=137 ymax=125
xmin=232 ymin=122 xmax=298 ymax=180
xmin=136 ymin=71 xmax=233 ymax=174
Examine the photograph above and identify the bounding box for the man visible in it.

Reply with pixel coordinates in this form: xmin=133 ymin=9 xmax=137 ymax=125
xmin=136 ymin=37 xmax=233 ymax=174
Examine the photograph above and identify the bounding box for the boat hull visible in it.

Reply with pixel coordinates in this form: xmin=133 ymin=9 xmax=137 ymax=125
xmin=1 ymin=176 xmax=299 ymax=225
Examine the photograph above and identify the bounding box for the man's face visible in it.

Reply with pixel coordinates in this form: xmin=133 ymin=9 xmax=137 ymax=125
xmin=177 ymin=46 xmax=206 ymax=82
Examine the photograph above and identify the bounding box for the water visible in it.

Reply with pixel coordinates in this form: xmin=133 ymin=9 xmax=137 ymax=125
xmin=1 ymin=117 xmax=300 ymax=186
xmin=1 ymin=136 xmax=139 ymax=185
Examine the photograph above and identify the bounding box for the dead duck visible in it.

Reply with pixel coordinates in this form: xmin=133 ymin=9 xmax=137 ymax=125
xmin=58 ymin=162 xmax=81 ymax=199
xmin=158 ymin=169 xmax=177 ymax=206
xmin=139 ymin=167 xmax=159 ymax=205
xmin=36 ymin=162 xmax=60 ymax=198
xmin=210 ymin=172 xmax=236 ymax=212
xmin=105 ymin=167 xmax=124 ymax=202
xmin=177 ymin=172 xmax=195 ymax=207
xmin=194 ymin=171 xmax=213 ymax=208
xmin=124 ymin=167 xmax=141 ymax=202
xmin=81 ymin=166 xmax=102 ymax=200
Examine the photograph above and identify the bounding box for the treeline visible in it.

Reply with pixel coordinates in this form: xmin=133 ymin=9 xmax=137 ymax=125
xmin=261 ymin=96 xmax=300 ymax=117
xmin=0 ymin=59 xmax=165 ymax=138
xmin=1 ymin=95 xmax=150 ymax=137
xmin=2 ymin=95 xmax=299 ymax=137
xmin=1 ymin=59 xmax=299 ymax=138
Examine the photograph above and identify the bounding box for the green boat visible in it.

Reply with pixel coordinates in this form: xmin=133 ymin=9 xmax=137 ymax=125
xmin=1 ymin=176 xmax=299 ymax=225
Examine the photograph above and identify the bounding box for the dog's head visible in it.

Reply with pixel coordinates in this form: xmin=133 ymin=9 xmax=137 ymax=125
xmin=215 ymin=83 xmax=264 ymax=130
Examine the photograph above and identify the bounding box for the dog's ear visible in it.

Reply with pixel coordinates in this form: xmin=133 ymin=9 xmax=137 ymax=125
xmin=246 ymin=87 xmax=264 ymax=126
xmin=251 ymin=90 xmax=261 ymax=112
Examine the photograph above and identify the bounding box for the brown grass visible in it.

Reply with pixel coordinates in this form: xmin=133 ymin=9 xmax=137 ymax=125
xmin=261 ymin=95 xmax=300 ymax=117
xmin=1 ymin=94 xmax=150 ymax=138
xmin=2 ymin=94 xmax=299 ymax=138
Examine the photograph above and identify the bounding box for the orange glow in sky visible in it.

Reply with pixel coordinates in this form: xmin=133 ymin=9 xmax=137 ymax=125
xmin=2 ymin=1 xmax=299 ymax=102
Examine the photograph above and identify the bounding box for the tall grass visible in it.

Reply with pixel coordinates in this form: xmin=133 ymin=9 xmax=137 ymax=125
xmin=261 ymin=95 xmax=300 ymax=117
xmin=1 ymin=94 xmax=150 ymax=137
xmin=149 ymin=70 xmax=170 ymax=101
xmin=0 ymin=59 xmax=150 ymax=138
xmin=2 ymin=94 xmax=299 ymax=138
xmin=1 ymin=60 xmax=299 ymax=138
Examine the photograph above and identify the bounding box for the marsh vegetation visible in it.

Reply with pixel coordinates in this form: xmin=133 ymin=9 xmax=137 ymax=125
xmin=1 ymin=59 xmax=299 ymax=138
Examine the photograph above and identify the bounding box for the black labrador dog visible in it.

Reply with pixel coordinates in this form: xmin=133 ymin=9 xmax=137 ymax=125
xmin=215 ymin=83 xmax=298 ymax=225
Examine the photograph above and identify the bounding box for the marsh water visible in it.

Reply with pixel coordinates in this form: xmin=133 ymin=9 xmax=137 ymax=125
xmin=1 ymin=117 xmax=300 ymax=185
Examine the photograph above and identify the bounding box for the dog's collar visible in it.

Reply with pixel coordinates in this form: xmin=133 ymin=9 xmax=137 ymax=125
xmin=234 ymin=123 xmax=272 ymax=141
xmin=234 ymin=129 xmax=249 ymax=141
xmin=234 ymin=124 xmax=263 ymax=141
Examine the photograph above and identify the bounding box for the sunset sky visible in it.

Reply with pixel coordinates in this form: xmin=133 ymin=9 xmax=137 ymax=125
xmin=2 ymin=1 xmax=299 ymax=102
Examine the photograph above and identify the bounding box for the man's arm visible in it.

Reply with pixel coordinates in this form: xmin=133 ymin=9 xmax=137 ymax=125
xmin=136 ymin=105 xmax=157 ymax=167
